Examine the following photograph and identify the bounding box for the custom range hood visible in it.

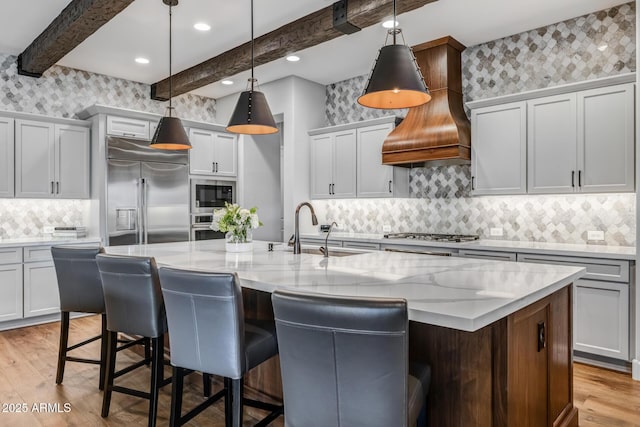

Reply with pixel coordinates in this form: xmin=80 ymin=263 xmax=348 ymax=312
xmin=382 ymin=36 xmax=471 ymax=166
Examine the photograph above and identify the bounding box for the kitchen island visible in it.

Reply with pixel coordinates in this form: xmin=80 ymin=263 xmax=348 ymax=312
xmin=105 ymin=240 xmax=584 ymax=427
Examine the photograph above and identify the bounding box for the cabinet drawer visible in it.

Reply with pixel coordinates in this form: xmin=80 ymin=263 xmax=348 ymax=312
xmin=0 ymin=248 xmax=22 ymax=265
xmin=107 ymin=116 xmax=149 ymax=139
xmin=342 ymin=241 xmax=380 ymax=250
xmin=381 ymin=243 xmax=458 ymax=256
xmin=300 ymin=238 xmax=343 ymax=248
xmin=458 ymin=249 xmax=516 ymax=261
xmin=516 ymin=253 xmax=629 ymax=283
xmin=24 ymin=245 xmax=53 ymax=262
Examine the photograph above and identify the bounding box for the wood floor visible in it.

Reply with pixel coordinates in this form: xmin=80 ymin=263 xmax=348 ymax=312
xmin=0 ymin=315 xmax=638 ymax=427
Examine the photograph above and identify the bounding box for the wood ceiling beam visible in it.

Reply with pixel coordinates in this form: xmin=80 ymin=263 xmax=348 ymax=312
xmin=17 ymin=0 xmax=135 ymax=77
xmin=151 ymin=0 xmax=437 ymax=100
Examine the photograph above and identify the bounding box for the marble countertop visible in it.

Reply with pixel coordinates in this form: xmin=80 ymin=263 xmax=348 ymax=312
xmin=300 ymin=232 xmax=636 ymax=260
xmin=104 ymin=240 xmax=584 ymax=332
xmin=0 ymin=236 xmax=102 ymax=248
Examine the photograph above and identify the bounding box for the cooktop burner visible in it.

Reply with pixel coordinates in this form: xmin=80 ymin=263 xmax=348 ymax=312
xmin=383 ymin=233 xmax=480 ymax=242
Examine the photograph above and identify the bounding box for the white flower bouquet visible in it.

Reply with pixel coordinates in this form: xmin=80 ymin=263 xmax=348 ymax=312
xmin=211 ymin=202 xmax=262 ymax=244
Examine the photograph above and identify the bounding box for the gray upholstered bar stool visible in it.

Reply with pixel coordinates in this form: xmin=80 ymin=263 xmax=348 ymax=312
xmin=158 ymin=267 xmax=283 ymax=427
xmin=51 ymin=245 xmax=107 ymax=389
xmin=96 ymin=253 xmax=171 ymax=427
xmin=272 ymin=290 xmax=430 ymax=427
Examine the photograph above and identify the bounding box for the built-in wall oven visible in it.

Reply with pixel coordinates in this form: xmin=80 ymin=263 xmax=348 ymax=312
xmin=190 ymin=179 xmax=235 ymax=241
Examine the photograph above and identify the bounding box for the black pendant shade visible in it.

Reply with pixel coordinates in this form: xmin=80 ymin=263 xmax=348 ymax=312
xmin=151 ymin=115 xmax=191 ymax=150
xmin=358 ymin=44 xmax=431 ymax=109
xmin=226 ymin=89 xmax=278 ymax=135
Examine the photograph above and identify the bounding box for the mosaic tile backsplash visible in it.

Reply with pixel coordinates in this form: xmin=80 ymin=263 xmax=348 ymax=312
xmin=0 ymin=200 xmax=88 ymax=239
xmin=0 ymin=54 xmax=216 ymax=121
xmin=314 ymin=194 xmax=636 ymax=246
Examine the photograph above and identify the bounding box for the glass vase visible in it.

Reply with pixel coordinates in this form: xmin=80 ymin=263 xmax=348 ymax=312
xmin=225 ymin=230 xmax=253 ymax=253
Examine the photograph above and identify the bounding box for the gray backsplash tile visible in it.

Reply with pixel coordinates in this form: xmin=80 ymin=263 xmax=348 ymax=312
xmin=321 ymin=2 xmax=636 ymax=247
xmin=0 ymin=200 xmax=88 ymax=239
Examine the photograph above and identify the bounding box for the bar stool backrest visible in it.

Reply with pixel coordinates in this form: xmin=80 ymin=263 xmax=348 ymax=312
xmin=52 ymin=245 xmax=105 ymax=313
xmin=272 ymin=290 xmax=409 ymax=427
xmin=158 ymin=267 xmax=246 ymax=379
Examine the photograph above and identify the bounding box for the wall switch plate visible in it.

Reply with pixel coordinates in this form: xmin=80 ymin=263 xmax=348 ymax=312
xmin=587 ymin=230 xmax=605 ymax=241
xmin=43 ymin=226 xmax=54 ymax=234
xmin=382 ymin=224 xmax=392 ymax=233
xmin=490 ymin=227 xmax=503 ymax=237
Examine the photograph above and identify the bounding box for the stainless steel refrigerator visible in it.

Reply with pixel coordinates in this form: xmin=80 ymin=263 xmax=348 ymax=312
xmin=106 ymin=137 xmax=189 ymax=246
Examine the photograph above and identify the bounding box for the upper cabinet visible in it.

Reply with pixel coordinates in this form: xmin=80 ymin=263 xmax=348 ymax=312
xmin=468 ymin=77 xmax=635 ymax=195
xmin=309 ymin=117 xmax=409 ymax=200
xmin=471 ymin=102 xmax=527 ymax=195
xmin=0 ymin=117 xmax=14 ymax=198
xmin=15 ymin=120 xmax=90 ymax=199
xmin=107 ymin=116 xmax=150 ymax=139
xmin=189 ymin=128 xmax=237 ymax=177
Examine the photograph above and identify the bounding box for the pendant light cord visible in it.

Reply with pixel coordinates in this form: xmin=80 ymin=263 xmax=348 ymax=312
xmin=250 ymin=0 xmax=255 ymax=92
xmin=392 ymin=0 xmax=397 ymax=44
xmin=169 ymin=4 xmax=173 ymax=116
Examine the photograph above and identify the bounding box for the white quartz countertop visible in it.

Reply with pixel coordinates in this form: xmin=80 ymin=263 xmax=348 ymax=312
xmin=300 ymin=232 xmax=636 ymax=260
xmin=0 ymin=236 xmax=102 ymax=248
xmin=104 ymin=240 xmax=584 ymax=332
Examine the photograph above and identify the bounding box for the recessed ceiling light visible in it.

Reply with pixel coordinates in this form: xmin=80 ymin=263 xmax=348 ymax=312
xmin=221 ymin=80 xmax=234 ymax=85
xmin=597 ymin=44 xmax=608 ymax=52
xmin=135 ymin=57 xmax=150 ymax=64
xmin=286 ymin=55 xmax=300 ymax=62
xmin=194 ymin=22 xmax=211 ymax=31
xmin=382 ymin=19 xmax=399 ymax=29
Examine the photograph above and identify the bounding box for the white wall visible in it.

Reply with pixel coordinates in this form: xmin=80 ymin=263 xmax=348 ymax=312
xmin=216 ymin=76 xmax=326 ymax=240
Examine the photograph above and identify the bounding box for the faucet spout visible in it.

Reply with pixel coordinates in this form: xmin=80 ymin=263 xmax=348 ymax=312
xmin=320 ymin=222 xmax=338 ymax=258
xmin=293 ymin=202 xmax=317 ymax=254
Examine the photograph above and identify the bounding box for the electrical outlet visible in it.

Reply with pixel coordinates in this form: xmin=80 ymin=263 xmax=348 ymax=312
xmin=43 ymin=226 xmax=54 ymax=234
xmin=489 ymin=227 xmax=503 ymax=237
xmin=382 ymin=224 xmax=392 ymax=233
xmin=587 ymin=230 xmax=605 ymax=241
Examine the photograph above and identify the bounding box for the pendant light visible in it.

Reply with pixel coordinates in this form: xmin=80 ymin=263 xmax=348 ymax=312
xmin=226 ymin=0 xmax=278 ymax=135
xmin=150 ymin=0 xmax=191 ymax=150
xmin=357 ymin=0 xmax=431 ymax=110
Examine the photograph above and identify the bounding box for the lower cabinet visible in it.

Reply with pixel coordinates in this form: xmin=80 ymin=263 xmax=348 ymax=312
xmin=23 ymin=261 xmax=59 ymax=318
xmin=0 ymin=264 xmax=23 ymax=321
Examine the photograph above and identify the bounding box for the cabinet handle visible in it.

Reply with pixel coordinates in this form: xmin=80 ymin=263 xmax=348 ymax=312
xmin=51 ymin=181 xmax=54 ymax=194
xmin=329 ymin=184 xmax=332 ymax=195
xmin=388 ymin=180 xmax=392 ymax=193
xmin=212 ymin=162 xmax=215 ymax=172
xmin=123 ymin=132 xmax=136 ymax=137
xmin=216 ymin=162 xmax=219 ymax=173
xmin=578 ymin=170 xmax=582 ymax=187
xmin=571 ymin=171 xmax=575 ymax=188
xmin=537 ymin=321 xmax=546 ymax=352
xmin=331 ymin=183 xmax=335 ymax=195
xmin=471 ymin=176 xmax=475 ymax=191
xmin=56 ymin=182 xmax=59 ymax=194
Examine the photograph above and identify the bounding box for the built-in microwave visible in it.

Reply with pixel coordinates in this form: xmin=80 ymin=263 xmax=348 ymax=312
xmin=191 ymin=179 xmax=234 ymax=214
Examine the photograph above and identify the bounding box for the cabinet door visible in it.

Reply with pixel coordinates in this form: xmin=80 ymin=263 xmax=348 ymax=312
xmin=527 ymin=94 xmax=577 ymax=194
xmin=332 ymin=130 xmax=356 ymax=198
xmin=0 ymin=264 xmax=22 ymax=321
xmin=106 ymin=116 xmax=149 ymax=139
xmin=0 ymin=117 xmax=14 ymax=198
xmin=189 ymin=128 xmax=216 ymax=175
xmin=55 ymin=125 xmax=90 ymax=198
xmin=15 ymin=120 xmax=55 ymax=198
xmin=213 ymin=132 xmax=237 ymax=177
xmin=574 ymin=279 xmax=629 ymax=360
xmin=356 ymin=123 xmax=394 ymax=197
xmin=471 ymin=102 xmax=526 ymax=195
xmin=577 ymin=84 xmax=635 ymax=193
xmin=23 ymin=261 xmax=60 ymax=318
xmin=310 ymin=134 xmax=333 ymax=199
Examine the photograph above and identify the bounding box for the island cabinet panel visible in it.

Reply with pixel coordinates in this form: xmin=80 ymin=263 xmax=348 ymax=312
xmin=408 ymin=285 xmax=575 ymax=427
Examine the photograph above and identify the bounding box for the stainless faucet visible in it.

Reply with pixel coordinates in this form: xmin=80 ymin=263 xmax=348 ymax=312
xmin=319 ymin=222 xmax=338 ymax=258
xmin=289 ymin=202 xmax=318 ymax=254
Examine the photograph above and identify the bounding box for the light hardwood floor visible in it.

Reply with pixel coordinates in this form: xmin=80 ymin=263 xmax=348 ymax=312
xmin=0 ymin=315 xmax=638 ymax=426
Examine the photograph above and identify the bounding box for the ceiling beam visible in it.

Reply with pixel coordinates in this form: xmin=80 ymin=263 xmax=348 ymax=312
xmin=17 ymin=0 xmax=135 ymax=77
xmin=151 ymin=0 xmax=437 ymax=100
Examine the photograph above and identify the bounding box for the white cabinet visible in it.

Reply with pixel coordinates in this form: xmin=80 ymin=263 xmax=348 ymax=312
xmin=107 ymin=116 xmax=150 ymax=139
xmin=189 ymin=128 xmax=237 ymax=177
xmin=310 ymin=130 xmax=356 ymax=198
xmin=577 ymin=84 xmax=635 ymax=193
xmin=15 ymin=120 xmax=90 ymax=199
xmin=23 ymin=261 xmax=59 ymax=318
xmin=0 ymin=117 xmax=14 ymax=198
xmin=357 ymin=123 xmax=409 ymax=198
xmin=527 ymin=83 xmax=635 ymax=194
xmin=0 ymin=248 xmax=23 ymax=322
xmin=471 ymin=102 xmax=527 ymax=195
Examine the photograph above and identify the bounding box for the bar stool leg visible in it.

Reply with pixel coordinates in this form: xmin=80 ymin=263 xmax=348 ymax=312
xmin=203 ymin=373 xmax=212 ymax=397
xmin=55 ymin=311 xmax=70 ymax=385
xmin=169 ymin=367 xmax=184 ymax=427
xmin=231 ymin=378 xmax=243 ymax=427
xmin=101 ymin=331 xmax=118 ymax=418
xmin=148 ymin=336 xmax=163 ymax=427
xmin=99 ymin=314 xmax=108 ymax=390
xmin=144 ymin=337 xmax=151 ymax=365
xmin=224 ymin=377 xmax=232 ymax=427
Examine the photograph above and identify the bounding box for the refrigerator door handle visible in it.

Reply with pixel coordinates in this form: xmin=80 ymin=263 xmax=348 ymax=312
xmin=137 ymin=178 xmax=144 ymax=244
xmin=141 ymin=177 xmax=148 ymax=244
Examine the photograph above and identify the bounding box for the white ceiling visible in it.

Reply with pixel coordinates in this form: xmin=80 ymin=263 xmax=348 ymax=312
xmin=0 ymin=0 xmax=631 ymax=99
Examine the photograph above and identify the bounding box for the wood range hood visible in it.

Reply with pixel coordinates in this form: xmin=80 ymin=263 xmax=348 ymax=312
xmin=382 ymin=36 xmax=471 ymax=166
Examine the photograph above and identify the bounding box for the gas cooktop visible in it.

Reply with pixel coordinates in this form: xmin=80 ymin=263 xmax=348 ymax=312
xmin=383 ymin=233 xmax=480 ymax=243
